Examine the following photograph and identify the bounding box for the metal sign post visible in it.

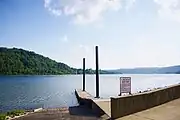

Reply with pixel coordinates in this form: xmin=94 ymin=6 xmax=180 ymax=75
xmin=119 ymin=77 xmax=131 ymax=96
xmin=95 ymin=46 xmax=100 ymax=98
xmin=83 ymin=58 xmax=85 ymax=91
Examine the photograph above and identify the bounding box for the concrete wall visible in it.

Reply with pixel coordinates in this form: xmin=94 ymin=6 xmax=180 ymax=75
xmin=111 ymin=84 xmax=180 ymax=119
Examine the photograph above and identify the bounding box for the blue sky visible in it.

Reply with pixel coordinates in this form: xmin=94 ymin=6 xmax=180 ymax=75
xmin=1 ymin=0 xmax=180 ymax=69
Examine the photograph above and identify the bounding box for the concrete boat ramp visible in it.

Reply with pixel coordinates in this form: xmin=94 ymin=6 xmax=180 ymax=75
xmin=75 ymin=89 xmax=111 ymax=119
xmin=75 ymin=89 xmax=111 ymax=116
xmin=75 ymin=84 xmax=180 ymax=120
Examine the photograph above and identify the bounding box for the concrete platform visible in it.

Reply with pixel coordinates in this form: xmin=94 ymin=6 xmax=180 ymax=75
xmin=75 ymin=89 xmax=111 ymax=119
xmin=75 ymin=89 xmax=93 ymax=99
xmin=75 ymin=89 xmax=180 ymax=120
xmin=93 ymin=99 xmax=111 ymax=117
xmin=15 ymin=107 xmax=100 ymax=120
xmin=117 ymin=98 xmax=180 ymax=120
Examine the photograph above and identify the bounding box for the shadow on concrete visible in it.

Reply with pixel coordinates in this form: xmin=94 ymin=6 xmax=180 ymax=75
xmin=69 ymin=105 xmax=100 ymax=117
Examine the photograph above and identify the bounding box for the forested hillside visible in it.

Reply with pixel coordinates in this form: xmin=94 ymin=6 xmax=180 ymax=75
xmin=0 ymin=47 xmax=76 ymax=75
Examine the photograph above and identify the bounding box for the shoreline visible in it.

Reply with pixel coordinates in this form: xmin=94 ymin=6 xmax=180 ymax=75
xmin=0 ymin=107 xmax=71 ymax=120
xmin=0 ymin=73 xmax=180 ymax=76
xmin=10 ymin=106 xmax=100 ymax=120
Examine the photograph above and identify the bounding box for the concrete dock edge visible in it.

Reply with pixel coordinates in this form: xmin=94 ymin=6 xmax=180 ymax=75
xmin=75 ymin=89 xmax=109 ymax=119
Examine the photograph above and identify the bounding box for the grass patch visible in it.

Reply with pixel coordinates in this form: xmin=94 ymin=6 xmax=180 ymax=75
xmin=0 ymin=109 xmax=26 ymax=119
xmin=0 ymin=113 xmax=6 ymax=120
xmin=7 ymin=109 xmax=25 ymax=117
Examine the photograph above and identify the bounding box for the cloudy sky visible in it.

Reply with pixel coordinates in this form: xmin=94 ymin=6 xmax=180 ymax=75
xmin=1 ymin=0 xmax=180 ymax=69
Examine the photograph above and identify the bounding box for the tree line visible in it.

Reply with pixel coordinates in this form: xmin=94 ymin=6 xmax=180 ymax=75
xmin=0 ymin=47 xmax=114 ymax=75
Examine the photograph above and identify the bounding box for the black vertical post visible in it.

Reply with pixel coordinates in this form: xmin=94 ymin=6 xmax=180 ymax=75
xmin=83 ymin=58 xmax=85 ymax=91
xmin=95 ymin=46 xmax=100 ymax=98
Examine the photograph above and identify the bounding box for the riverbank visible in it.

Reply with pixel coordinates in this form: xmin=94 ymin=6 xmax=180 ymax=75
xmin=0 ymin=107 xmax=100 ymax=120
xmin=0 ymin=109 xmax=27 ymax=120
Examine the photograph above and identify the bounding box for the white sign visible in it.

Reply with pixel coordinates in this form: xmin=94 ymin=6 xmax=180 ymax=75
xmin=120 ymin=77 xmax=131 ymax=93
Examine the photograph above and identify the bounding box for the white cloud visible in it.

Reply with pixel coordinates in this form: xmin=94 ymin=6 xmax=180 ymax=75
xmin=44 ymin=0 xmax=62 ymax=16
xmin=61 ymin=35 xmax=68 ymax=42
xmin=44 ymin=0 xmax=180 ymax=24
xmin=44 ymin=0 xmax=135 ymax=25
xmin=154 ymin=0 xmax=180 ymax=22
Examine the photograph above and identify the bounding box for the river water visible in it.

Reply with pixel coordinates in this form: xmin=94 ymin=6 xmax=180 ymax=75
xmin=0 ymin=74 xmax=180 ymax=112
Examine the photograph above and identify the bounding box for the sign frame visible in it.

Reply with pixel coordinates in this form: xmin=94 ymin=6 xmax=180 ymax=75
xmin=119 ymin=77 xmax=131 ymax=95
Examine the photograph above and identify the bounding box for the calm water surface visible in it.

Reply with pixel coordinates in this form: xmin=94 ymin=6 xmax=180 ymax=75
xmin=0 ymin=74 xmax=180 ymax=112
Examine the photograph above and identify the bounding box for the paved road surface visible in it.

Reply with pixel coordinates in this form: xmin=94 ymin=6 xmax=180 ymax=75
xmin=15 ymin=106 xmax=101 ymax=120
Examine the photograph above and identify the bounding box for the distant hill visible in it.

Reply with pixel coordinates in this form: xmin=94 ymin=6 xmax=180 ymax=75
xmin=0 ymin=47 xmax=114 ymax=75
xmin=157 ymin=66 xmax=180 ymax=74
xmin=106 ymin=66 xmax=180 ymax=74
xmin=1 ymin=47 xmax=179 ymax=75
xmin=0 ymin=47 xmax=76 ymax=75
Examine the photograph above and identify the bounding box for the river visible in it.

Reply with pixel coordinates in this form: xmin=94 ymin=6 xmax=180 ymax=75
xmin=0 ymin=74 xmax=180 ymax=112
